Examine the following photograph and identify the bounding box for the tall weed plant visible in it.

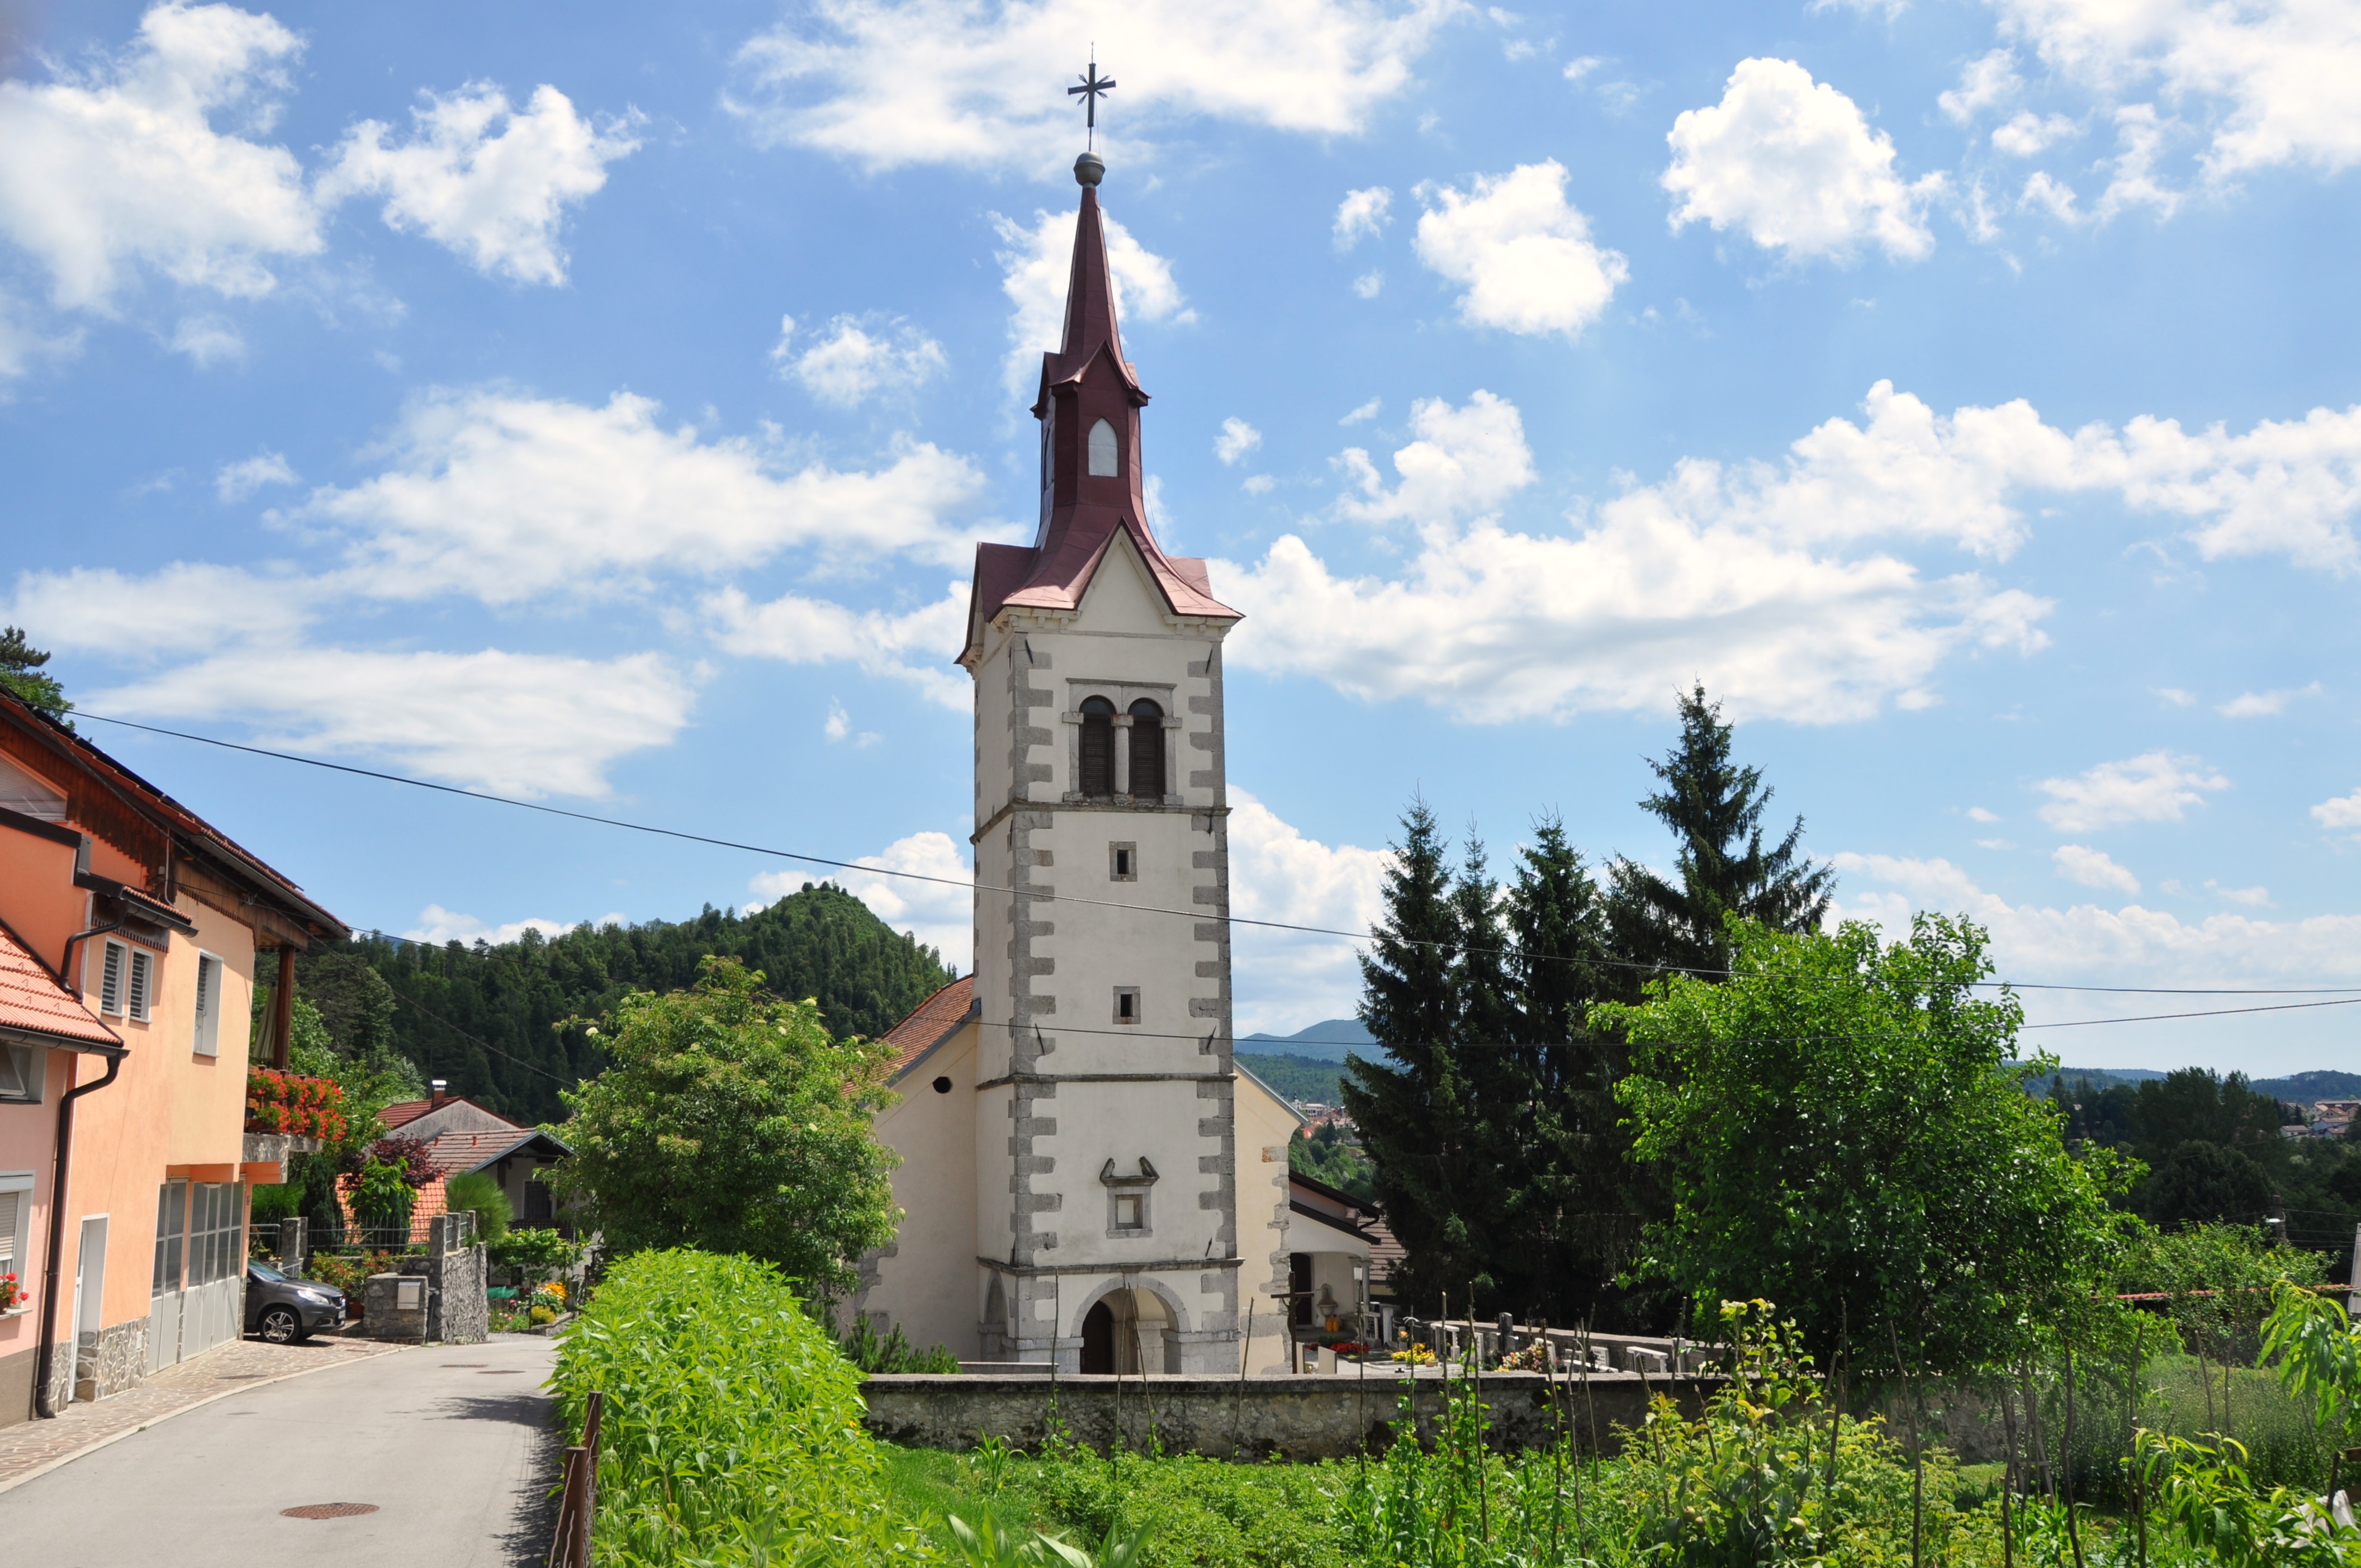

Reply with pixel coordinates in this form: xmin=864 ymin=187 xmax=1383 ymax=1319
xmin=550 ymin=1248 xmax=922 ymax=1566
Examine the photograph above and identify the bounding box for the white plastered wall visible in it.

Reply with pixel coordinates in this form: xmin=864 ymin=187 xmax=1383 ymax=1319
xmin=863 ymin=1021 xmax=982 ymax=1358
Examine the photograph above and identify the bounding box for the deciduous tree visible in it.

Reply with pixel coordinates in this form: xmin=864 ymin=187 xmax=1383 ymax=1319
xmin=544 ymin=955 xmax=900 ymax=1295
xmin=1602 ymin=914 xmax=2134 ymax=1381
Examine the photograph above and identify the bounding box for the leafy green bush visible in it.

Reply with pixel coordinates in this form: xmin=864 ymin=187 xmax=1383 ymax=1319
xmin=842 ymin=1312 xmax=961 ymax=1373
xmin=550 ymin=1248 xmax=921 ymax=1565
xmin=487 ymin=1225 xmax=584 ymax=1280
xmin=442 ymin=1171 xmax=512 ymax=1241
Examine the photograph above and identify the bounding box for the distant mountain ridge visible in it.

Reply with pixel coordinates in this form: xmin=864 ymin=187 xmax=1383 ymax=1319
xmin=2038 ymin=1066 xmax=2361 ymax=1104
xmin=1240 ymin=1017 xmax=1378 ymax=1064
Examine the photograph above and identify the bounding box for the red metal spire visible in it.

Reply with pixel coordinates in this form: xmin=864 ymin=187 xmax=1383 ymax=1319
xmin=959 ymin=156 xmax=1238 ymax=663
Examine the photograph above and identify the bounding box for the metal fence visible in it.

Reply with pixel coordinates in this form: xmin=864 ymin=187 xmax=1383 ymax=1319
xmin=548 ymin=1389 xmax=603 ymax=1568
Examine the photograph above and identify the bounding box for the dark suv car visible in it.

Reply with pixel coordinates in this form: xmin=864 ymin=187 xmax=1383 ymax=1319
xmin=244 ymin=1259 xmax=348 ymax=1343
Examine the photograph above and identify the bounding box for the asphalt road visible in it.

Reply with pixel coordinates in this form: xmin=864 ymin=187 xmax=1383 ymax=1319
xmin=0 ymin=1332 xmax=561 ymax=1567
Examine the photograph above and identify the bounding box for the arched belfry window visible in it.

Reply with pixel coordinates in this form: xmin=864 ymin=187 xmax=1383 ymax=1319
xmin=1078 ymin=697 xmax=1116 ymax=796
xmin=1128 ymin=699 xmax=1165 ymax=800
xmin=1087 ymin=418 xmax=1119 ymax=477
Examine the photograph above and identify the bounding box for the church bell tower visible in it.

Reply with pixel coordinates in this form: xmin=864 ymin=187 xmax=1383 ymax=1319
xmin=958 ymin=149 xmax=1254 ymax=1372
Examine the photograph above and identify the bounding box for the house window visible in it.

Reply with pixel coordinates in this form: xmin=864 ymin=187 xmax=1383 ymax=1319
xmin=1127 ymin=700 xmax=1165 ymax=798
xmin=126 ymin=948 xmax=153 ymax=1024
xmin=0 ymin=1043 xmax=39 ymax=1103
xmin=1088 ymin=418 xmax=1119 ymax=477
xmin=98 ymin=940 xmax=127 ymax=1016
xmin=0 ymin=1172 xmax=32 ymax=1305
xmin=1078 ymin=697 xmax=1116 ymax=796
xmin=192 ymin=953 xmax=223 ymax=1057
xmin=1109 ymin=842 xmax=1136 ymax=882
xmin=1113 ymin=986 xmax=1140 ymax=1025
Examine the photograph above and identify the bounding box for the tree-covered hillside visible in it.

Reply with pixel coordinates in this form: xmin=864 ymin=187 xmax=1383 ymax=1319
xmin=302 ymin=883 xmax=956 ymax=1123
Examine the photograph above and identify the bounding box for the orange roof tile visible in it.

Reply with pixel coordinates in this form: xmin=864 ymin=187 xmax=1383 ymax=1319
xmin=879 ymin=975 xmax=975 ymax=1081
xmin=0 ymin=918 xmax=120 ymax=1051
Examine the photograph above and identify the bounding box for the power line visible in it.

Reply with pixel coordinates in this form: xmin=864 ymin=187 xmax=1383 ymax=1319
xmin=388 ymin=991 xmax=576 ymax=1086
xmin=75 ymin=710 xmax=2361 ymax=1002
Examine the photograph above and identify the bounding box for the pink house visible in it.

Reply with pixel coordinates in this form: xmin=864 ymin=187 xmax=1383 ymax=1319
xmin=0 ymin=694 xmax=346 ymax=1424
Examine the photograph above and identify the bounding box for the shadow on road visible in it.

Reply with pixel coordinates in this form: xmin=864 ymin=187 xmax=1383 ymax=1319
xmin=486 ymin=1402 xmax=566 ymax=1567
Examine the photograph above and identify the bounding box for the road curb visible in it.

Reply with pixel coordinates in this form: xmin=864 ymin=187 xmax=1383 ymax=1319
xmin=0 ymin=1341 xmax=409 ymax=1498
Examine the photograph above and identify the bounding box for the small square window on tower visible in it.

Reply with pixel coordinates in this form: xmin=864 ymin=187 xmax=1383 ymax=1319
xmin=1112 ymin=987 xmax=1141 ymax=1025
xmin=1113 ymin=1193 xmax=1144 ymax=1230
xmin=1108 ymin=841 xmax=1136 ymax=882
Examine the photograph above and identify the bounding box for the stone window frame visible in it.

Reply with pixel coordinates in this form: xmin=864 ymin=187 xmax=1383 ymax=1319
xmin=1060 ymin=679 xmax=1183 ymax=806
xmin=1112 ymin=986 xmax=1141 ymax=1026
xmin=1108 ymin=841 xmax=1137 ymax=882
xmin=1100 ymin=1156 xmax=1158 ymax=1238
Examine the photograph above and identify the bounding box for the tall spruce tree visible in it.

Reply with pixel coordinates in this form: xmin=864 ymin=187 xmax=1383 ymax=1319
xmin=1608 ymin=683 xmax=1833 ymax=982
xmin=1347 ymin=809 xmax=1642 ymax=1320
xmin=1340 ymin=800 xmax=1482 ymax=1308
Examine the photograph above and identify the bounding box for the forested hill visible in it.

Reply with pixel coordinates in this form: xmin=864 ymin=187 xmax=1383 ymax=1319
xmin=306 ymin=883 xmax=956 ymax=1124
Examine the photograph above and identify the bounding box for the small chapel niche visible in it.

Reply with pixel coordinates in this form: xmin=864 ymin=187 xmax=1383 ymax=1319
xmin=1087 ymin=418 xmax=1119 ymax=476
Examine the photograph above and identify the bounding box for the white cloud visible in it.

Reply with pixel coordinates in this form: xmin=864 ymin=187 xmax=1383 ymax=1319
xmin=1993 ymin=110 xmax=2078 ymax=156
xmin=1990 ymin=0 xmax=2361 ymax=179
xmin=2036 ymin=750 xmax=2227 ymax=832
xmin=1227 ymin=789 xmax=1391 ymax=1034
xmin=0 ymin=2 xmax=320 ymax=310
xmin=92 ymin=645 xmax=694 ymax=797
xmin=1663 ymin=58 xmax=1942 ymax=262
xmin=2077 ymin=402 xmax=2361 ymax=574
xmin=1334 ymin=186 xmax=1393 ymax=249
xmin=10 ymin=561 xmax=313 ymax=655
xmin=1214 ymin=416 xmax=1263 ymax=466
xmin=1222 ymin=386 xmax=2055 ymax=724
xmin=317 ymin=82 xmax=639 ymax=286
xmin=291 ymin=387 xmax=989 ymax=602
xmin=1341 ymin=398 xmax=1381 ymax=425
xmin=404 ymin=904 xmax=624 ymax=946
xmin=1978 ymin=837 xmax=2016 ymax=850
xmin=1242 ymin=474 xmax=1276 ymax=495
xmin=2205 ymin=879 xmax=2271 ymax=907
xmin=1352 ymin=271 xmax=1384 ymax=299
xmin=758 ymin=830 xmax=973 ymax=970
xmin=2311 ymin=789 xmax=2361 ymax=832
xmin=167 ymin=312 xmax=243 ymax=366
xmin=1412 ymin=160 xmax=1627 ymax=337
xmin=1968 ymin=806 xmax=2000 ymax=822
xmin=725 ymin=0 xmax=1460 ymax=173
xmin=992 ymin=205 xmax=1189 ymax=395
xmin=2054 ymin=843 xmax=2140 ymax=894
xmin=772 ymin=312 xmax=947 ymax=406
xmin=1563 ymin=55 xmax=1603 ymax=82
xmin=2154 ymin=686 xmax=2196 ymax=706
xmin=1831 ymin=854 xmax=2361 ymax=1051
xmin=823 ymin=697 xmax=882 ymax=747
xmin=215 ymin=449 xmax=295 ymax=501
xmin=704 ymin=580 xmax=970 ymax=707
xmin=1940 ymin=48 xmax=2022 ymax=122
xmin=1334 ymin=389 xmax=1534 ymax=528
xmin=2021 ymin=169 xmax=2082 ymax=221
xmin=0 ymin=291 xmax=82 ymax=380
xmin=2217 ymin=682 xmax=2319 ymax=717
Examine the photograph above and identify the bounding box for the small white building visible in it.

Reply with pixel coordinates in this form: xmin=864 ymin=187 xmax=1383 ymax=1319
xmin=849 ymin=153 xmax=1311 ymax=1375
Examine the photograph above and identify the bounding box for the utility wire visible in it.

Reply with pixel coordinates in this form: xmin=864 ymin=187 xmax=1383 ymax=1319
xmin=75 ymin=710 xmax=2361 ymax=1002
xmin=386 ymin=991 xmax=575 ymax=1086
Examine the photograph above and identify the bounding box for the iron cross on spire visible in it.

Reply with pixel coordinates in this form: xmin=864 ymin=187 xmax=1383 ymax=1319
xmin=1068 ymin=56 xmax=1115 ymax=148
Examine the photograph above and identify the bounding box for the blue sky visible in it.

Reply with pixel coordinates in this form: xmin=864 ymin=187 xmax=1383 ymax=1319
xmin=6 ymin=0 xmax=2361 ymax=1071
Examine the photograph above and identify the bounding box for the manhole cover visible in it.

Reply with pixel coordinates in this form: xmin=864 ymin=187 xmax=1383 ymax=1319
xmin=281 ymin=1503 xmax=380 ymax=1520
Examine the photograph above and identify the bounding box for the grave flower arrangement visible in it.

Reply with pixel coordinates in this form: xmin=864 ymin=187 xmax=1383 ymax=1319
xmin=244 ymin=1067 xmax=349 ymax=1143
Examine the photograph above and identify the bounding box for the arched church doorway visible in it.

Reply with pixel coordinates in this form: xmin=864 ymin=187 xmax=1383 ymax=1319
xmin=1080 ymin=1300 xmax=1116 ymax=1373
xmin=1077 ymin=1286 xmax=1178 ymax=1374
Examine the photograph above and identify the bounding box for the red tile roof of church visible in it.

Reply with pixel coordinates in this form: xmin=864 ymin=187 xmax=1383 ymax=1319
xmin=879 ymin=974 xmax=975 ymax=1081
